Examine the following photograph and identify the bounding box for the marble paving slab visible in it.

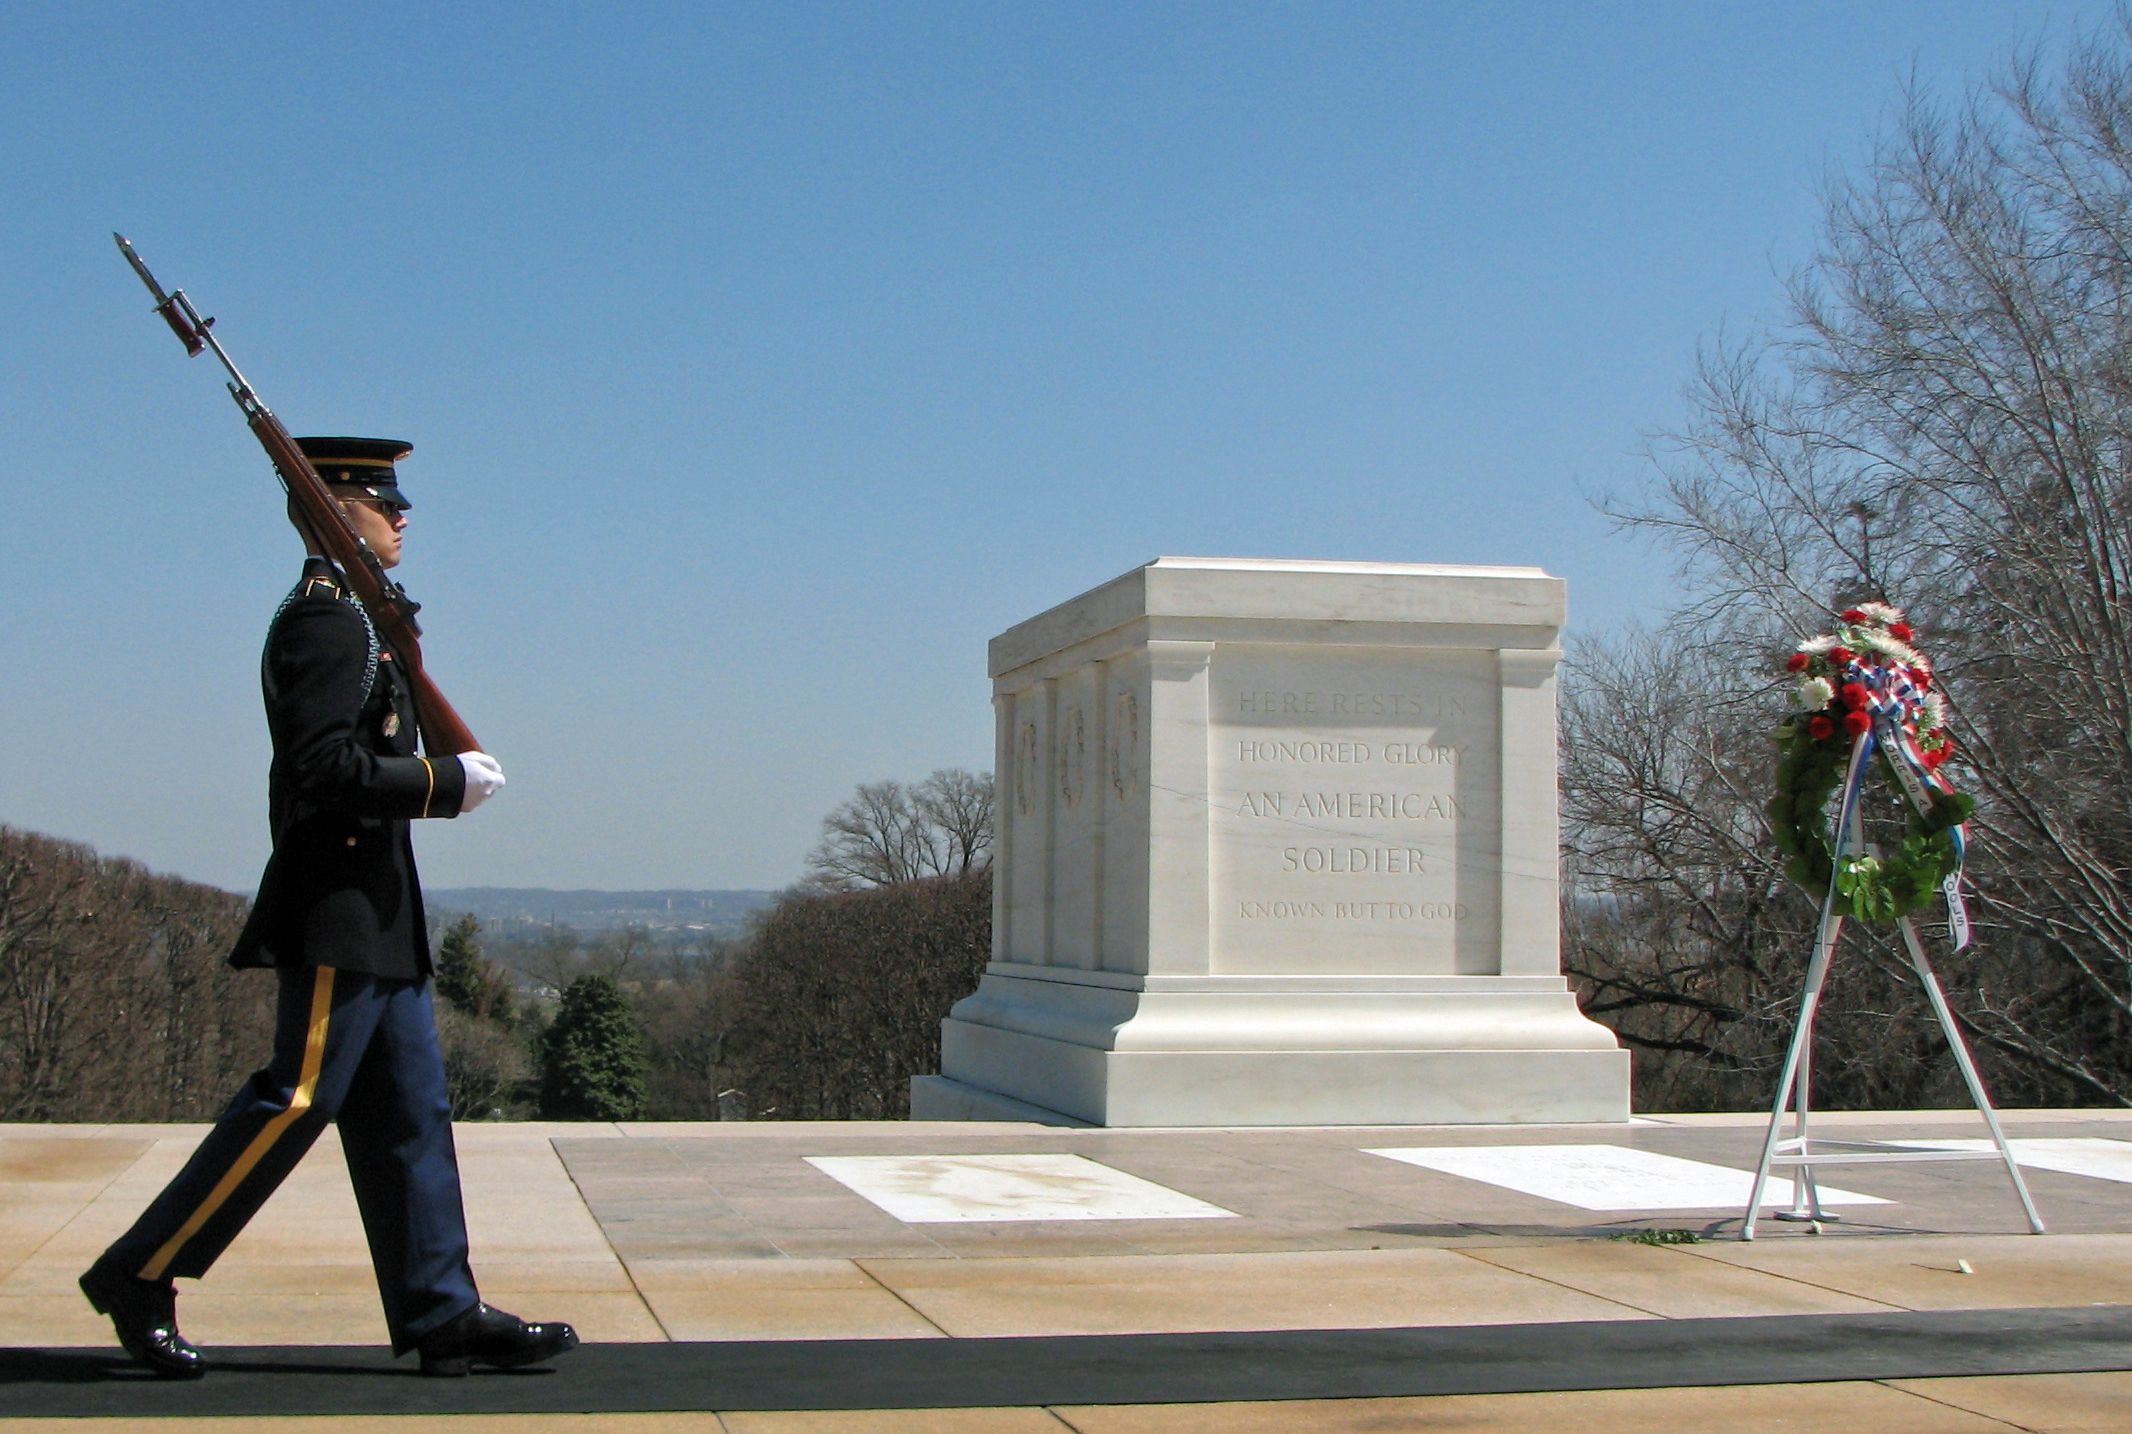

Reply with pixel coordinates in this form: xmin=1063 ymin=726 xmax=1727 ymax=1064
xmin=1366 ymin=1144 xmax=1890 ymax=1212
xmin=805 ymin=1154 xmax=1237 ymax=1223
xmin=1891 ymin=1137 xmax=2132 ymax=1184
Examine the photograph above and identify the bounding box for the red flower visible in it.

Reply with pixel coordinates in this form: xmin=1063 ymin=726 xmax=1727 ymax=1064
xmin=1914 ymin=668 xmax=1932 ymax=690
xmin=1786 ymin=652 xmax=1809 ymax=672
xmin=1844 ymin=710 xmax=1872 ymax=736
xmin=1890 ymin=622 xmax=1915 ymax=642
xmin=1840 ymin=608 xmax=1867 ymax=623
xmin=1829 ymin=646 xmax=1854 ymax=665
xmin=1923 ymin=746 xmax=1948 ymax=769
xmin=1808 ymin=715 xmax=1835 ymax=740
xmin=1840 ymin=682 xmax=1870 ymax=709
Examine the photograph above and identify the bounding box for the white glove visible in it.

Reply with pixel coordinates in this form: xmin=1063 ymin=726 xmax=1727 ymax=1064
xmin=456 ymin=751 xmax=506 ymax=813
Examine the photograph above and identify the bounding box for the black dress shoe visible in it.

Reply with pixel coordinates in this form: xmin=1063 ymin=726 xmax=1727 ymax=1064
xmin=79 ymin=1256 xmax=205 ymax=1380
xmin=417 ymin=1301 xmax=579 ymax=1376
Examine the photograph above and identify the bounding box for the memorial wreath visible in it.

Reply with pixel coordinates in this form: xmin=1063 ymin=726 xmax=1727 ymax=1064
xmin=1767 ymin=602 xmax=1973 ymax=924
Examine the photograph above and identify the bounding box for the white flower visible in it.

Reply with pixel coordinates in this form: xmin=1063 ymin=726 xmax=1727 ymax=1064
xmin=1799 ymin=635 xmax=1841 ymax=656
xmin=1922 ymin=692 xmax=1947 ymax=732
xmin=1856 ymin=601 xmax=1907 ymax=625
xmin=1856 ymin=629 xmax=1923 ymax=667
xmin=1797 ymin=676 xmax=1835 ymax=709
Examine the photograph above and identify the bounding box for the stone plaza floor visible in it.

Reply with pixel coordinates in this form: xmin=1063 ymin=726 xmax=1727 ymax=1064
xmin=2 ymin=1108 xmax=2129 ymax=1430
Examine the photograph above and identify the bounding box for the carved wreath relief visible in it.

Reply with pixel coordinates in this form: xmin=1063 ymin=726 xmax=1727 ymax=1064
xmin=1015 ymin=720 xmax=1040 ymax=817
xmin=1058 ymin=703 xmax=1088 ymax=808
xmin=1109 ymin=688 xmax=1140 ymax=799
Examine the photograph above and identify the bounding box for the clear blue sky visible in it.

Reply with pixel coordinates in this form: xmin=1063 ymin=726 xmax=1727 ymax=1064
xmin=2 ymin=1 xmax=2116 ymax=893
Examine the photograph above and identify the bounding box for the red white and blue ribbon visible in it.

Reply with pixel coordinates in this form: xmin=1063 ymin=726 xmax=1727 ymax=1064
xmin=1842 ymin=657 xmax=1972 ymax=948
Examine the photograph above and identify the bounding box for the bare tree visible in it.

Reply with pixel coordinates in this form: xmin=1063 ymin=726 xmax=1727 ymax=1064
xmin=1563 ymin=638 xmax=1976 ymax=1110
xmin=0 ymin=829 xmax=99 ymax=1120
xmin=0 ymin=826 xmax=265 ymax=1122
xmin=913 ymin=768 xmax=994 ymax=876
xmin=435 ymin=1003 xmax=533 ymax=1119
xmin=1581 ymin=20 xmax=2132 ymax=1107
xmin=639 ymin=945 xmax=739 ymax=1119
xmin=720 ymin=870 xmax=991 ymax=1119
xmin=804 ymin=768 xmax=994 ymax=891
xmin=507 ymin=922 xmax=645 ymax=998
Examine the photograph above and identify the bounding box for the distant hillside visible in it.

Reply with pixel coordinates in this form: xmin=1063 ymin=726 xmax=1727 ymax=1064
xmin=0 ymin=824 xmax=269 ymax=1121
xmin=426 ymin=887 xmax=777 ymax=937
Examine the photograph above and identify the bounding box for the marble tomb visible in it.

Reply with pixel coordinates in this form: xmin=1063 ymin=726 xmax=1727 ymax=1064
xmin=909 ymin=557 xmax=1630 ymax=1126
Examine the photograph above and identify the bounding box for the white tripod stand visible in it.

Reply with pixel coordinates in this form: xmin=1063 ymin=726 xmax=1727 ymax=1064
xmin=1742 ymin=730 xmax=2044 ymax=1240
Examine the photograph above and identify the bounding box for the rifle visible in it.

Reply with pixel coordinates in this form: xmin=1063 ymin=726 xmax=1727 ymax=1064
xmin=114 ymin=233 xmax=479 ymax=756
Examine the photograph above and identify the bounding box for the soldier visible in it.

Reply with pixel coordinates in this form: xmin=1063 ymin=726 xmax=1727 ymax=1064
xmin=78 ymin=437 xmax=576 ymax=1379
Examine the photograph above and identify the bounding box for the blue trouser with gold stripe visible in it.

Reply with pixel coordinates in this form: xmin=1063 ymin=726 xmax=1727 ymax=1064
xmin=101 ymin=966 xmax=480 ymax=1353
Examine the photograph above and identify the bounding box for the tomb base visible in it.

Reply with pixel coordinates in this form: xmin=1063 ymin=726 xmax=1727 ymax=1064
xmin=913 ymin=971 xmax=1628 ymax=1127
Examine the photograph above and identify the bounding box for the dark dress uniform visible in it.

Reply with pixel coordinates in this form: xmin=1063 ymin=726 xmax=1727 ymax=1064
xmin=97 ymin=537 xmax=481 ymax=1354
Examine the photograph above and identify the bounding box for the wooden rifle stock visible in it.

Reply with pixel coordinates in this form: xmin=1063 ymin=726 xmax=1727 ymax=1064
xmin=115 ymin=234 xmax=480 ymax=757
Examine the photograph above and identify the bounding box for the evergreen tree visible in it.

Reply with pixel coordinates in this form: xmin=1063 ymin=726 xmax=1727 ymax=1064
xmin=435 ymin=915 xmax=483 ymax=1014
xmin=538 ymin=973 xmax=649 ymax=1120
xmin=435 ymin=914 xmax=514 ymax=1025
